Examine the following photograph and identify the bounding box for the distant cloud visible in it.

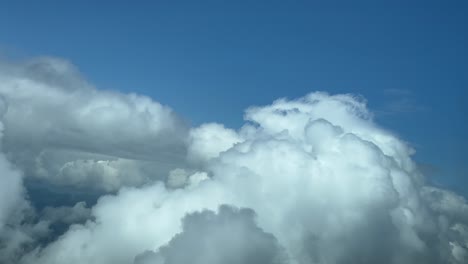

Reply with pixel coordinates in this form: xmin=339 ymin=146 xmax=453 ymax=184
xmin=379 ymin=88 xmax=426 ymax=115
xmin=0 ymin=97 xmax=47 ymax=262
xmin=0 ymin=57 xmax=189 ymax=191
xmin=383 ymin=88 xmax=413 ymax=97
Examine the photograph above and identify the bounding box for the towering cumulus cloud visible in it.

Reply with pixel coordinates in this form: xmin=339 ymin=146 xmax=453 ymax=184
xmin=0 ymin=58 xmax=467 ymax=263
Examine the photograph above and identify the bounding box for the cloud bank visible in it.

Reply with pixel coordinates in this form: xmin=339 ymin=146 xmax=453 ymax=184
xmin=0 ymin=57 xmax=466 ymax=264
xmin=0 ymin=58 xmax=188 ymax=191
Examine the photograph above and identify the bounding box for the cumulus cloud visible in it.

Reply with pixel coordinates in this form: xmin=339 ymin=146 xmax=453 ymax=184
xmin=166 ymin=169 xmax=209 ymax=189
xmin=187 ymin=123 xmax=242 ymax=165
xmin=0 ymin=57 xmax=188 ymax=191
xmin=0 ymin=57 xmax=466 ymax=264
xmin=10 ymin=91 xmax=465 ymax=264
xmin=134 ymin=205 xmax=287 ymax=264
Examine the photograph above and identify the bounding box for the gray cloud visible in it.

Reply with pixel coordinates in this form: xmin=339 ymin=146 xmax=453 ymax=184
xmin=0 ymin=57 xmax=189 ymax=192
xmin=134 ymin=205 xmax=287 ymax=264
xmin=0 ymin=99 xmax=49 ymax=263
xmin=41 ymin=202 xmax=91 ymax=225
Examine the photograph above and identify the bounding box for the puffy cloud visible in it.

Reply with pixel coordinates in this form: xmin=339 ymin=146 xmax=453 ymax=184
xmin=0 ymin=57 xmax=466 ymax=264
xmin=20 ymin=180 xmax=233 ymax=264
xmin=0 ymin=57 xmax=188 ymax=191
xmin=134 ymin=205 xmax=287 ymax=264
xmin=16 ymin=92 xmax=468 ymax=264
xmin=420 ymin=187 xmax=468 ymax=263
xmin=166 ymin=169 xmax=209 ymax=189
xmin=421 ymin=187 xmax=468 ymax=223
xmin=187 ymin=123 xmax=242 ymax=164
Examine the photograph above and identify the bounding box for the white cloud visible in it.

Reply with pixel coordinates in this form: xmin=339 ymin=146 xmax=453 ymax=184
xmin=15 ymin=91 xmax=468 ymax=264
xmin=187 ymin=123 xmax=242 ymax=164
xmin=0 ymin=56 xmax=466 ymax=264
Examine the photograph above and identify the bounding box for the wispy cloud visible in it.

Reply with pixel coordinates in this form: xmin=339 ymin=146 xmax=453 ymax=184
xmin=377 ymin=88 xmax=427 ymax=116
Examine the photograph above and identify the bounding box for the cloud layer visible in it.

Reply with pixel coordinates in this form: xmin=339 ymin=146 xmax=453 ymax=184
xmin=0 ymin=57 xmax=466 ymax=264
xmin=0 ymin=58 xmax=188 ymax=191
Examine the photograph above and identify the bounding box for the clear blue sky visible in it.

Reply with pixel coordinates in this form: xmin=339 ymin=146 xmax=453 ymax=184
xmin=0 ymin=0 xmax=467 ymax=194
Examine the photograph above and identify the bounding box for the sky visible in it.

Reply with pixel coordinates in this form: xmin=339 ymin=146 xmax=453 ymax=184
xmin=1 ymin=1 xmax=466 ymax=193
xmin=0 ymin=1 xmax=468 ymax=263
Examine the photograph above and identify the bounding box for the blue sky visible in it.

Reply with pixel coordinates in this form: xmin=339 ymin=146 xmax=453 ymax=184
xmin=0 ymin=0 xmax=467 ymax=194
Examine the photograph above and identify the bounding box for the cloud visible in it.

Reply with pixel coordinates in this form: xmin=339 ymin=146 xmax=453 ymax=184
xmin=383 ymin=88 xmax=413 ymax=97
xmin=0 ymin=132 xmax=24 ymax=231
xmin=0 ymin=57 xmax=189 ymax=191
xmin=11 ymin=90 xmax=466 ymax=264
xmin=0 ymin=97 xmax=23 ymax=227
xmin=41 ymin=202 xmax=91 ymax=225
xmin=0 ymin=57 xmax=466 ymax=264
xmin=187 ymin=123 xmax=242 ymax=165
xmin=421 ymin=187 xmax=468 ymax=224
xmin=134 ymin=205 xmax=287 ymax=264
xmin=0 ymin=98 xmax=49 ymax=262
xmin=0 ymin=135 xmax=29 ymax=262
xmin=380 ymin=88 xmax=426 ymax=115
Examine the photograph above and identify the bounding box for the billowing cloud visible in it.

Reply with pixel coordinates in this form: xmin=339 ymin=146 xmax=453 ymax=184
xmin=0 ymin=57 xmax=466 ymax=264
xmin=0 ymin=57 xmax=188 ymax=191
xmin=10 ymin=90 xmax=466 ymax=264
xmin=187 ymin=123 xmax=242 ymax=165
